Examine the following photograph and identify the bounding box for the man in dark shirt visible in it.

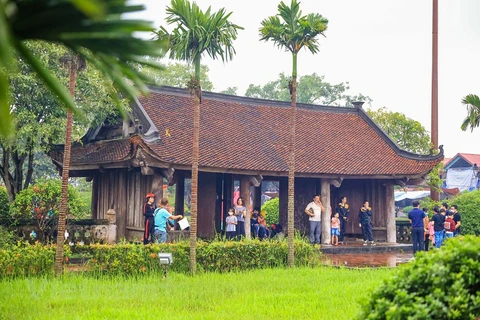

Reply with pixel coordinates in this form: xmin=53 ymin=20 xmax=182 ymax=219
xmin=451 ymin=205 xmax=461 ymax=236
xmin=431 ymin=207 xmax=445 ymax=248
xmin=408 ymin=200 xmax=425 ymax=254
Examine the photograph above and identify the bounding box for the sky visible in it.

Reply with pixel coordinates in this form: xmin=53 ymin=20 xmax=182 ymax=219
xmin=130 ymin=0 xmax=480 ymax=158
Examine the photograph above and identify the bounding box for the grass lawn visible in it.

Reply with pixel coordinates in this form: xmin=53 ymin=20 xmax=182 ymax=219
xmin=0 ymin=266 xmax=393 ymax=319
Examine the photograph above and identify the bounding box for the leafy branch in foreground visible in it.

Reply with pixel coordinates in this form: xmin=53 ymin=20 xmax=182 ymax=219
xmin=0 ymin=0 xmax=167 ymax=137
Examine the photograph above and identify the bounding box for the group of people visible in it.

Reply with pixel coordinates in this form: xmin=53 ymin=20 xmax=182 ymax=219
xmin=409 ymin=200 xmax=461 ymax=254
xmin=225 ymin=197 xmax=282 ymax=240
xmin=305 ymin=195 xmax=376 ymax=246
xmin=143 ymin=193 xmax=183 ymax=244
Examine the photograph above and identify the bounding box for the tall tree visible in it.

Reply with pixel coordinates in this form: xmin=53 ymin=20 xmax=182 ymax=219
xmin=260 ymin=0 xmax=328 ymax=267
xmin=157 ymin=0 xmax=242 ymax=274
xmin=460 ymin=94 xmax=480 ymax=132
xmin=245 ymin=72 xmax=371 ymax=107
xmin=54 ymin=54 xmax=84 ymax=276
xmin=0 ymin=0 xmax=166 ymax=138
xmin=367 ymin=107 xmax=431 ymax=154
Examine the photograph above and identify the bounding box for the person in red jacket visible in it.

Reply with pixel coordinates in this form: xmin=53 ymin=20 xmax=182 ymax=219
xmin=444 ymin=210 xmax=456 ymax=239
xmin=143 ymin=193 xmax=156 ymax=245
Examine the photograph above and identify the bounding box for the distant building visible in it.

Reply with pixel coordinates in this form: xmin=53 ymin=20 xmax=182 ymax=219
xmin=443 ymin=153 xmax=480 ymax=191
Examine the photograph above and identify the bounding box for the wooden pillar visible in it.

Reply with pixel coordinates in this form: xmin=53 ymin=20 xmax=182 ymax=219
xmin=175 ymin=173 xmax=185 ymax=216
xmin=385 ymin=182 xmax=396 ymax=243
xmin=151 ymin=174 xmax=164 ymax=200
xmin=279 ymin=178 xmax=288 ymax=228
xmin=254 ymin=184 xmax=262 ymax=210
xmin=321 ymin=179 xmax=331 ymax=245
xmin=240 ymin=175 xmax=251 ymax=239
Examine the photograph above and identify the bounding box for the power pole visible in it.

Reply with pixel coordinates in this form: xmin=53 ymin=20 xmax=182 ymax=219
xmin=431 ymin=0 xmax=439 ymax=201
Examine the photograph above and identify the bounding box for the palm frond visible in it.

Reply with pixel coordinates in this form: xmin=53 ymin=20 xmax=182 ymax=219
xmin=1 ymin=0 xmax=167 ymax=138
xmin=461 ymin=94 xmax=480 ymax=132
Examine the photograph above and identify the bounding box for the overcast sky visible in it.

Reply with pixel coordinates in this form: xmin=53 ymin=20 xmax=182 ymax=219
xmin=130 ymin=0 xmax=480 ymax=158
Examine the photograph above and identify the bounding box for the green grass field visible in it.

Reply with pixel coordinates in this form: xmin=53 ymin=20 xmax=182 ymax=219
xmin=0 ymin=266 xmax=392 ymax=319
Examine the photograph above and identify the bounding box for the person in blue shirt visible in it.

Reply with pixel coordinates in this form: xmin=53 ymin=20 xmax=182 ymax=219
xmin=153 ymin=198 xmax=183 ymax=243
xmin=408 ymin=200 xmax=425 ymax=254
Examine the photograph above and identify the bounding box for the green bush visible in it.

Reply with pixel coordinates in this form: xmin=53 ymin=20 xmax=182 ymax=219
xmin=0 ymin=226 xmax=18 ymax=249
xmin=401 ymin=206 xmax=413 ymax=215
xmin=261 ymin=197 xmax=279 ymax=225
xmin=0 ymin=186 xmax=10 ymax=218
xmin=77 ymin=239 xmax=320 ymax=276
xmin=359 ymin=236 xmax=480 ymax=319
xmin=451 ymin=189 xmax=480 ymax=235
xmin=419 ymin=197 xmax=443 ymax=216
xmin=0 ymin=242 xmax=70 ymax=278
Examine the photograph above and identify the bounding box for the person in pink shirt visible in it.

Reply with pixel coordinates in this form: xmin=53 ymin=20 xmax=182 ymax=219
xmin=331 ymin=212 xmax=341 ymax=246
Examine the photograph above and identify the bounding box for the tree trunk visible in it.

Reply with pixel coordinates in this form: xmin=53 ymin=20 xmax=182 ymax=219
xmin=54 ymin=62 xmax=76 ymax=276
xmin=0 ymin=147 xmax=15 ymax=203
xmin=288 ymin=76 xmax=297 ymax=268
xmin=189 ymin=92 xmax=200 ymax=275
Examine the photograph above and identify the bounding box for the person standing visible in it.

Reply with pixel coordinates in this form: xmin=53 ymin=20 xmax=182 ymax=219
xmin=331 ymin=212 xmax=340 ymax=246
xmin=451 ymin=205 xmax=461 ymax=236
xmin=444 ymin=210 xmax=456 ymax=239
xmin=153 ymin=198 xmax=183 ymax=243
xmin=423 ymin=207 xmax=433 ymax=251
xmin=143 ymin=193 xmax=156 ymax=245
xmin=430 ymin=206 xmax=445 ymax=248
xmin=305 ymin=195 xmax=325 ymax=245
xmin=225 ymin=208 xmax=237 ymax=240
xmin=335 ymin=196 xmax=350 ymax=245
xmin=408 ymin=200 xmax=425 ymax=254
xmin=234 ymin=197 xmax=247 ymax=238
xmin=359 ymin=201 xmax=375 ymax=246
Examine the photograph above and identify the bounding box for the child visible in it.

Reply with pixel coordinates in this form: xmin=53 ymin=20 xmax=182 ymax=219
xmin=444 ymin=210 xmax=456 ymax=239
xmin=226 ymin=208 xmax=237 ymax=240
xmin=331 ymin=212 xmax=340 ymax=246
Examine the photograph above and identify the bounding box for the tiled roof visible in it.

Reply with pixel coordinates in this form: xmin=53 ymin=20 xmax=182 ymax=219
xmin=50 ymin=139 xmax=133 ymax=164
xmin=62 ymin=86 xmax=442 ymax=177
xmin=458 ymin=153 xmax=480 ymax=166
xmin=136 ymin=87 xmax=441 ymax=176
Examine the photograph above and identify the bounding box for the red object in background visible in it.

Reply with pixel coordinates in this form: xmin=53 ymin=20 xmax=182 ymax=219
xmin=233 ymin=190 xmax=240 ymax=206
xmin=162 ymin=185 xmax=168 ymax=190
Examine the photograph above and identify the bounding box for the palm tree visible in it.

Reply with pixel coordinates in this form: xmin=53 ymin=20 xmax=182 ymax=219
xmin=0 ymin=0 xmax=166 ymax=138
xmin=156 ymin=0 xmax=242 ymax=275
xmin=461 ymin=94 xmax=480 ymax=132
xmin=54 ymin=54 xmax=85 ymax=276
xmin=260 ymin=0 xmax=328 ymax=267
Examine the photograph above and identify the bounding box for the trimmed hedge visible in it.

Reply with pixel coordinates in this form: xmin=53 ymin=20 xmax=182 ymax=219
xmin=451 ymin=190 xmax=480 ymax=235
xmin=0 ymin=242 xmax=70 ymax=278
xmin=0 ymin=186 xmax=9 ymax=218
xmin=81 ymin=239 xmax=321 ymax=275
xmin=359 ymin=236 xmax=480 ymax=319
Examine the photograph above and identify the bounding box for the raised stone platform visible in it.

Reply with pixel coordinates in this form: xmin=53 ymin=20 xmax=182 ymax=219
xmin=320 ymin=241 xmax=412 ymax=254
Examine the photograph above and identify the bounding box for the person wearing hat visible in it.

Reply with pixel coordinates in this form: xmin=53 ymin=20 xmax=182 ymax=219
xmin=143 ymin=193 xmax=156 ymax=245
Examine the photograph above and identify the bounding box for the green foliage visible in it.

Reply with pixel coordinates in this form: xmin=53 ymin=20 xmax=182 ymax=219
xmin=366 ymin=107 xmax=432 ymax=154
xmin=11 ymin=180 xmax=85 ymax=220
xmin=0 ymin=226 xmax=18 ymax=249
xmin=261 ymin=197 xmax=280 ymax=225
xmin=0 ymin=186 xmax=9 ymax=218
xmin=461 ymin=94 xmax=480 ymax=132
xmin=76 ymin=239 xmax=320 ymax=276
xmin=1 ymin=0 xmax=166 ymax=138
xmin=419 ymin=197 xmax=443 ymax=216
xmin=0 ymin=242 xmax=70 ymax=278
xmin=359 ymin=236 xmax=480 ymax=319
xmin=245 ymin=73 xmax=372 ymax=107
xmin=402 ymin=206 xmax=414 ymax=215
xmin=426 ymin=162 xmax=444 ymax=193
xmin=140 ymin=61 xmax=213 ymax=91
xmin=451 ymin=189 xmax=480 ymax=235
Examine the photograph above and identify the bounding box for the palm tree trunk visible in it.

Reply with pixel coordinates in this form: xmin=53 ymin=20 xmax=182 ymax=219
xmin=189 ymin=57 xmax=201 ymax=275
xmin=54 ymin=62 xmax=76 ymax=276
xmin=288 ymin=53 xmax=298 ymax=268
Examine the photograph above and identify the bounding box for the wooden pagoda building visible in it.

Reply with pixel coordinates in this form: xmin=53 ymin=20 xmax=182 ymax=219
xmin=50 ymin=86 xmax=443 ymax=243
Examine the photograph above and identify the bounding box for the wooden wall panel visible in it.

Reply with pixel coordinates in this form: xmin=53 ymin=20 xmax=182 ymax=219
xmin=293 ymin=177 xmax=317 ymax=234
xmin=197 ymin=172 xmax=217 ymax=238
